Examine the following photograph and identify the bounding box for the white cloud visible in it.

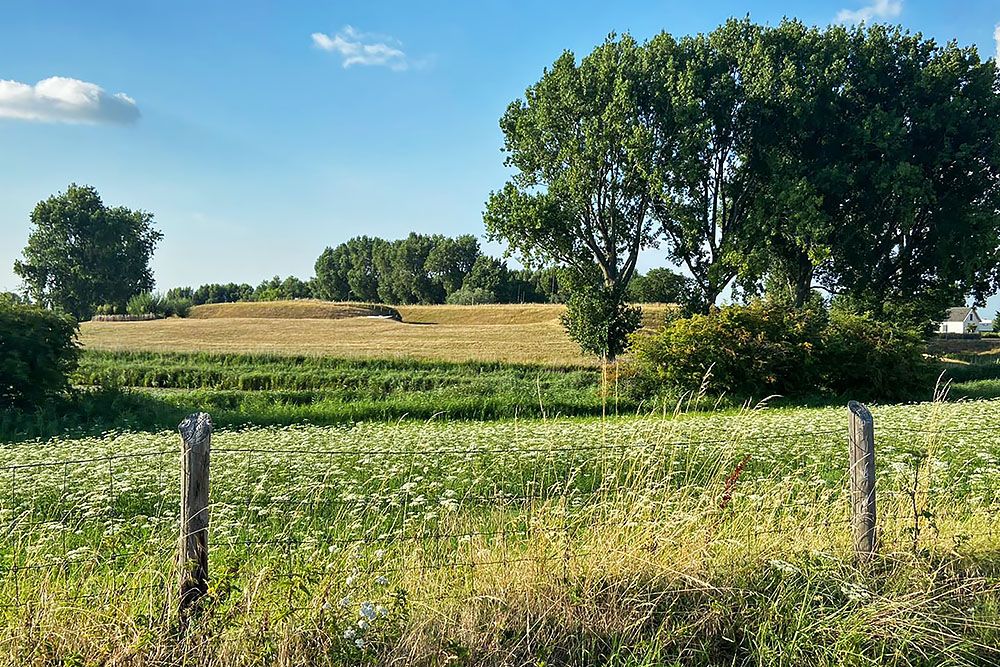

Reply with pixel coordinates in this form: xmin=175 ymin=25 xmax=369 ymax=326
xmin=311 ymin=25 xmax=409 ymax=71
xmin=836 ymin=0 xmax=902 ymax=23
xmin=994 ymin=23 xmax=1000 ymax=59
xmin=0 ymin=76 xmax=139 ymax=124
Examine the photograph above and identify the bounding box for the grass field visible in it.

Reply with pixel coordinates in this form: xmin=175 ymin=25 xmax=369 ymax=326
xmin=0 ymin=351 xmax=620 ymax=441
xmin=187 ymin=300 xmax=401 ymax=320
xmin=8 ymin=302 xmax=1000 ymax=664
xmin=3 ymin=402 xmax=999 ymax=665
xmin=80 ymin=302 xmax=676 ymax=365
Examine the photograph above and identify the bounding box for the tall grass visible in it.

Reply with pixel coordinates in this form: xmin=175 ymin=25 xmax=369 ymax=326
xmin=2 ymin=402 xmax=999 ymax=665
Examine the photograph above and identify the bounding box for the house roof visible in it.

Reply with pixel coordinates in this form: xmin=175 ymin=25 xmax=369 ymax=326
xmin=944 ymin=307 xmax=974 ymax=322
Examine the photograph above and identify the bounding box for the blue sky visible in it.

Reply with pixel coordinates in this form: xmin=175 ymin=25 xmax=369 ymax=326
xmin=1 ymin=0 xmax=999 ymax=311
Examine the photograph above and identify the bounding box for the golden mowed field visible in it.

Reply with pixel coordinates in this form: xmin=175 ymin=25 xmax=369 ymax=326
xmin=80 ymin=301 xmax=676 ymax=365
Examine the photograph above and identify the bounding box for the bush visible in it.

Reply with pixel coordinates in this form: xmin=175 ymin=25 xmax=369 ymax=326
xmin=164 ymin=296 xmax=193 ymax=318
xmin=0 ymin=301 xmax=80 ymax=407
xmin=126 ymin=291 xmax=166 ymax=317
xmin=94 ymin=303 xmax=121 ymax=316
xmin=562 ymin=288 xmax=642 ymax=361
xmin=820 ymin=310 xmax=933 ymax=398
xmin=126 ymin=291 xmax=191 ymax=317
xmin=445 ymin=287 xmax=497 ymax=305
xmin=628 ymin=301 xmax=931 ymax=401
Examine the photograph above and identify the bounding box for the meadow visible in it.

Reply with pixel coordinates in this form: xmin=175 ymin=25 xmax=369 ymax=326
xmin=5 ymin=302 xmax=1000 ymax=665
xmin=2 ymin=401 xmax=999 ymax=665
xmin=79 ymin=302 xmax=676 ymax=366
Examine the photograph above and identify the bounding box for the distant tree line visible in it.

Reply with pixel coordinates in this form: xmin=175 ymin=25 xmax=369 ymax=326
xmin=312 ymin=234 xmax=569 ymax=305
xmin=161 ymin=234 xmax=694 ymax=308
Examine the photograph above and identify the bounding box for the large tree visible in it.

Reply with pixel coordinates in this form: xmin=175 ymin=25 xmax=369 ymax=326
xmin=810 ymin=25 xmax=1000 ymax=326
xmin=14 ymin=184 xmax=162 ymax=319
xmin=647 ymin=20 xmax=779 ymax=312
xmin=484 ymin=35 xmax=665 ymax=360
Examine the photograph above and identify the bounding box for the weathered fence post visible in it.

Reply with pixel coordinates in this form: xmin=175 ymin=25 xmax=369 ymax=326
xmin=847 ymin=401 xmax=877 ymax=565
xmin=178 ymin=412 xmax=212 ymax=619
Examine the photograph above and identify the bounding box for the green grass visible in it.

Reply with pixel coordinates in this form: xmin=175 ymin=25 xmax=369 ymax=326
xmin=4 ymin=349 xmax=992 ymax=443
xmin=74 ymin=350 xmax=597 ymax=392
xmin=2 ymin=403 xmax=999 ymax=665
xmin=1 ymin=352 xmax=623 ymax=442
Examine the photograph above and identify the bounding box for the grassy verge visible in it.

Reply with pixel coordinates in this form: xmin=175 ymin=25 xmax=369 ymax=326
xmin=0 ymin=352 xmax=625 ymax=442
xmin=2 ymin=404 xmax=999 ymax=665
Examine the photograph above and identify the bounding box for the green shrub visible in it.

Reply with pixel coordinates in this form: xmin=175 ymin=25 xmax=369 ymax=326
xmin=94 ymin=303 xmax=121 ymax=316
xmin=562 ymin=288 xmax=642 ymax=361
xmin=126 ymin=291 xmax=166 ymax=316
xmin=819 ymin=310 xmax=933 ymax=398
xmin=164 ymin=296 xmax=193 ymax=318
xmin=127 ymin=291 xmax=190 ymax=317
xmin=628 ymin=301 xmax=931 ymax=401
xmin=445 ymin=287 xmax=497 ymax=305
xmin=0 ymin=301 xmax=80 ymax=407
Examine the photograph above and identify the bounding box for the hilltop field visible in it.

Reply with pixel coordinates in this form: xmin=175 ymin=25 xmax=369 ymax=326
xmin=80 ymin=301 xmax=676 ymax=366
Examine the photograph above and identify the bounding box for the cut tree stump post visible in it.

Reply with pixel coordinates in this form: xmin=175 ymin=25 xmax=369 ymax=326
xmin=848 ymin=401 xmax=877 ymax=565
xmin=178 ymin=412 xmax=212 ymax=619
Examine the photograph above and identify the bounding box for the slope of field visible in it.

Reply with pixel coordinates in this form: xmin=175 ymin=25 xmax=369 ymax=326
xmin=187 ymin=300 xmax=400 ymax=320
xmin=80 ymin=302 xmax=677 ymax=365
xmin=80 ymin=312 xmax=589 ymax=365
xmin=398 ymin=302 xmax=676 ymax=327
xmin=4 ymin=402 xmax=1000 ymax=664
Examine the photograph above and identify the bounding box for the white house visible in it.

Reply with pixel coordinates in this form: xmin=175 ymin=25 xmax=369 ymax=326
xmin=938 ymin=307 xmax=993 ymax=334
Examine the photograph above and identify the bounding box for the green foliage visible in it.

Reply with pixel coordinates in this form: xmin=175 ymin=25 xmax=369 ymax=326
xmin=425 ymin=235 xmax=480 ymax=295
xmin=164 ymin=296 xmax=193 ymax=318
xmin=310 ymin=234 xmax=575 ymax=305
xmin=14 ymin=184 xmax=162 ymax=319
xmin=0 ymin=300 xmax=79 ymax=407
xmin=561 ymin=288 xmax=642 ymax=362
xmin=484 ymin=35 xmax=660 ymax=301
xmin=627 ymin=268 xmax=697 ymax=306
xmin=485 ymin=35 xmax=665 ymax=355
xmin=94 ymin=303 xmax=120 ymax=316
xmin=486 ymin=20 xmax=1000 ymax=328
xmin=445 ymin=287 xmax=497 ymax=305
xmin=647 ymin=21 xmax=769 ymax=311
xmin=124 ymin=292 xmax=191 ymax=318
xmin=0 ymin=292 xmax=25 ymax=306
xmin=251 ymin=275 xmax=313 ymax=302
xmin=125 ymin=292 xmax=166 ymax=317
xmin=820 ymin=309 xmax=933 ymax=398
xmin=628 ymin=301 xmax=932 ymax=401
xmin=187 ymin=283 xmax=255 ymax=305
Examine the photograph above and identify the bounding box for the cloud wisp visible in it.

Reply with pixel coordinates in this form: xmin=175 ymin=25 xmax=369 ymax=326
xmin=994 ymin=23 xmax=1000 ymax=59
xmin=836 ymin=0 xmax=902 ymax=24
xmin=311 ymin=25 xmax=409 ymax=71
xmin=0 ymin=76 xmax=140 ymax=124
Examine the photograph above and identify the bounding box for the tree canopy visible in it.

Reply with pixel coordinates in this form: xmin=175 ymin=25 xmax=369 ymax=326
xmin=14 ymin=184 xmax=162 ymax=319
xmin=486 ymin=19 xmax=1000 ymax=355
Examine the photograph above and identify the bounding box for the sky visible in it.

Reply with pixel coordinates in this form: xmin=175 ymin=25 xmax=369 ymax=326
xmin=1 ymin=0 xmax=999 ymax=311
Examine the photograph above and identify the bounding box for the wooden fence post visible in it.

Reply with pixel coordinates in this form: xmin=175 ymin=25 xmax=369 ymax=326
xmin=178 ymin=412 xmax=212 ymax=619
xmin=847 ymin=401 xmax=877 ymax=565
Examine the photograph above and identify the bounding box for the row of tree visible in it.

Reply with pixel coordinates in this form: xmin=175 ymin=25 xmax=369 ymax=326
xmin=173 ymin=235 xmax=694 ymax=307
xmin=484 ymin=19 xmax=1000 ymax=357
xmin=312 ymin=234 xmax=566 ymax=305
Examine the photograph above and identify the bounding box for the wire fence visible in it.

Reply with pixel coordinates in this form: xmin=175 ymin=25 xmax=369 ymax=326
xmin=1 ymin=409 xmax=999 ymax=619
